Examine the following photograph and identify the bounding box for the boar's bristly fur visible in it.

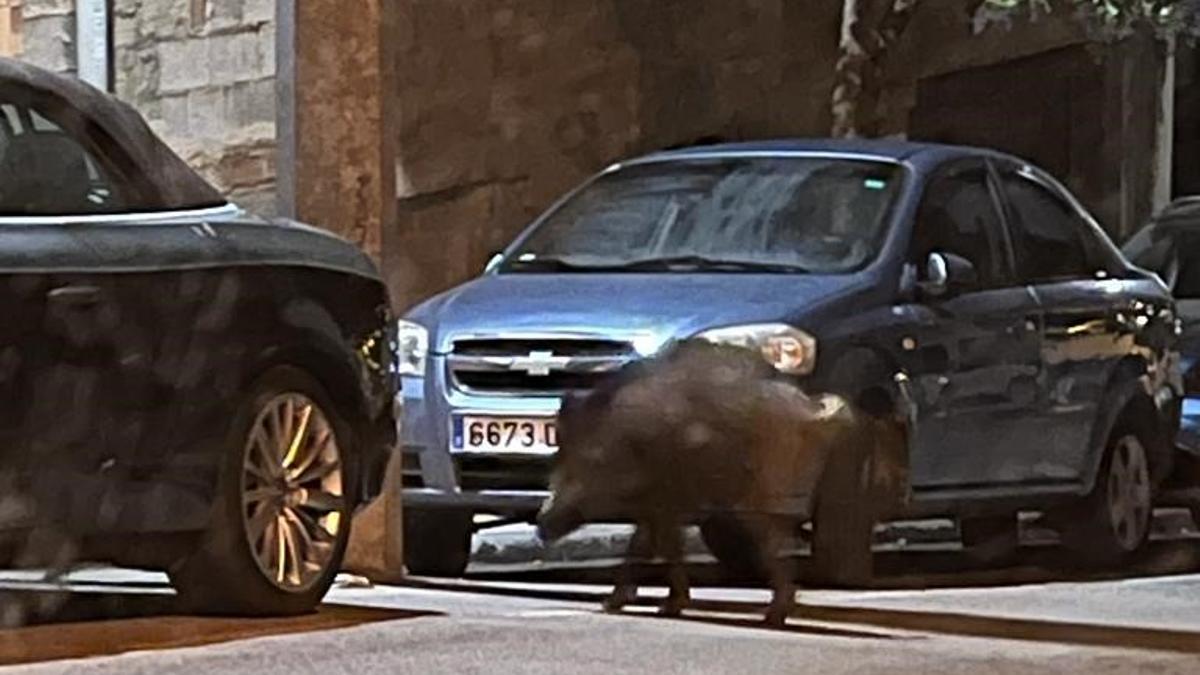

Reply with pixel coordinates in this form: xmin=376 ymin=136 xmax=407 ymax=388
xmin=537 ymin=340 xmax=902 ymax=625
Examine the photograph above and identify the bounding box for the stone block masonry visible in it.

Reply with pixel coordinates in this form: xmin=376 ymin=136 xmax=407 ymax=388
xmin=386 ymin=0 xmax=845 ymax=310
xmin=114 ymin=0 xmax=277 ymax=216
xmin=8 ymin=0 xmax=278 ymax=216
xmin=18 ymin=0 xmax=74 ymax=73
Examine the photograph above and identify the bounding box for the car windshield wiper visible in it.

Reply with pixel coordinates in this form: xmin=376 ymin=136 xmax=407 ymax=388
xmin=614 ymin=255 xmax=811 ymax=274
xmin=503 ymin=256 xmax=628 ymax=272
xmin=505 ymin=254 xmax=812 ymax=274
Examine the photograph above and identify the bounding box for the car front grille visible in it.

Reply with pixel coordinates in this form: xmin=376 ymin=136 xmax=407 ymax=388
xmin=447 ymin=337 xmax=636 ymax=394
xmin=454 ymin=454 xmax=553 ymax=491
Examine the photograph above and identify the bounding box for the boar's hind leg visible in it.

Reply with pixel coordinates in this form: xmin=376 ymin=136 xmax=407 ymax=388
xmin=749 ymin=514 xmax=796 ymax=626
xmin=657 ymin=520 xmax=690 ymax=617
xmin=604 ymin=522 xmax=654 ymax=613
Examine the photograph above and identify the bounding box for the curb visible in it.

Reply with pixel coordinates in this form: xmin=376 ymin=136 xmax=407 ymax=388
xmin=467 ymin=510 xmax=1198 ymax=566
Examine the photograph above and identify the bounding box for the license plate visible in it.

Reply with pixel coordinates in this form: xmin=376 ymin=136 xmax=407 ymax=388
xmin=453 ymin=416 xmax=558 ymax=454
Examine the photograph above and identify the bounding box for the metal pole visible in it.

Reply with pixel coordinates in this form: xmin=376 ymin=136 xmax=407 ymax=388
xmin=274 ymin=0 xmax=297 ymax=220
xmin=1154 ymin=34 xmax=1177 ymax=212
xmin=75 ymin=0 xmax=109 ymax=90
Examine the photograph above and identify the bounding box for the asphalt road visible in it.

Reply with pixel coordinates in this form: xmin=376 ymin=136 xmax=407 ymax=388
xmin=3 ymin=532 xmax=1200 ymax=674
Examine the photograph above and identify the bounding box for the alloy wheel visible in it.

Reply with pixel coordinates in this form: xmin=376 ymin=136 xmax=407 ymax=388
xmin=241 ymin=393 xmax=345 ymax=592
xmin=1105 ymin=434 xmax=1151 ymax=553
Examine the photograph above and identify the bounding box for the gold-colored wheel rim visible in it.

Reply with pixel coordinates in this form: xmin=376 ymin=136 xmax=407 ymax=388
xmin=241 ymin=393 xmax=344 ymax=591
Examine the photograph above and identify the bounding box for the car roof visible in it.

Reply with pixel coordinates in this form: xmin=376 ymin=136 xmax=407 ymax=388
xmin=629 ymin=138 xmax=1019 ymax=169
xmin=0 ymin=57 xmax=224 ymax=211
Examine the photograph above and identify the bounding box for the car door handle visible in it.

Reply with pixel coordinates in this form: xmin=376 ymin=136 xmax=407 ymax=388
xmin=47 ymin=285 xmax=102 ymax=307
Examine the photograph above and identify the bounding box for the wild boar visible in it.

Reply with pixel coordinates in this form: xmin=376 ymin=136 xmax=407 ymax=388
xmin=536 ymin=340 xmax=893 ymax=625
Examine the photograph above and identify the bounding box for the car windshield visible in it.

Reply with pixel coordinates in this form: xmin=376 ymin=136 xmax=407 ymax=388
xmin=501 ymin=157 xmax=905 ymax=274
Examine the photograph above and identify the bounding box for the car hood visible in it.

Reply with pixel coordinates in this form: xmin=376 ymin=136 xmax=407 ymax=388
xmin=407 ymin=272 xmax=866 ymax=354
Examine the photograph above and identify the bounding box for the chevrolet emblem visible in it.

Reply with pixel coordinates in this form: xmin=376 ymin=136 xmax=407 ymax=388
xmin=509 ymin=350 xmax=571 ymax=377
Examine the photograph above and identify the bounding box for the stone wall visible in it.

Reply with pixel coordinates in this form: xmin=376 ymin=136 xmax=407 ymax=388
xmin=113 ymin=0 xmax=277 ymax=216
xmin=386 ymin=0 xmax=844 ymax=309
xmin=5 ymin=0 xmax=277 ymax=216
xmin=383 ymin=0 xmax=1167 ymax=309
xmin=2 ymin=1 xmax=1173 ymax=304
xmin=15 ymin=0 xmax=75 ymax=73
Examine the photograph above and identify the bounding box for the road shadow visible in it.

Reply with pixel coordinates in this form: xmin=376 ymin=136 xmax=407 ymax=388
xmin=0 ymin=585 xmax=175 ymax=625
xmin=794 ymin=604 xmax=1200 ymax=655
xmin=410 ymin=538 xmax=1200 ymax=655
xmin=0 ymin=578 xmax=437 ymax=667
xmin=631 ymin=608 xmax=915 ymax=641
xmin=410 ymin=573 xmax=1200 ymax=655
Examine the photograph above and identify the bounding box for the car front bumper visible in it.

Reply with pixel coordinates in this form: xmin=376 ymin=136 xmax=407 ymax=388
xmin=402 ymin=487 xmax=550 ymax=514
xmin=398 ymin=360 xmax=561 ymax=516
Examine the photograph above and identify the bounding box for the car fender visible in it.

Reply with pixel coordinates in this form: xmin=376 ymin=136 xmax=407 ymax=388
xmin=812 ymin=345 xmax=903 ymax=414
xmin=250 ymin=297 xmax=377 ymax=422
xmin=1081 ymin=358 xmax=1178 ymax=493
xmin=811 ymin=345 xmax=913 ymax=511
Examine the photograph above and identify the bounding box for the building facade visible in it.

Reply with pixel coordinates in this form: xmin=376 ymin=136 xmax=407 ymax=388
xmin=0 ymin=0 xmax=1187 ymax=311
xmin=2 ymin=0 xmax=277 ymax=216
xmin=0 ymin=0 xmax=1190 ymax=579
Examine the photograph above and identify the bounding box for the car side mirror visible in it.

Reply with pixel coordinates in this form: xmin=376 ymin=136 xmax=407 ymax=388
xmin=919 ymin=252 xmax=977 ymax=298
xmin=484 ymin=252 xmax=504 ymax=274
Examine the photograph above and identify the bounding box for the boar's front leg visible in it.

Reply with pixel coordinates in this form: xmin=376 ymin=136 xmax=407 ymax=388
xmin=604 ymin=521 xmax=654 ymax=613
xmin=657 ymin=518 xmax=690 ymax=617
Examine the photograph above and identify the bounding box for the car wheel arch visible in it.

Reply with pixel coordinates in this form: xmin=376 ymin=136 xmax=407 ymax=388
xmin=818 ymin=345 xmax=903 ymax=416
xmin=242 ymin=296 xmax=374 ymax=423
xmin=249 ymin=343 xmax=369 ymax=431
xmin=1083 ymin=360 xmax=1174 ymax=493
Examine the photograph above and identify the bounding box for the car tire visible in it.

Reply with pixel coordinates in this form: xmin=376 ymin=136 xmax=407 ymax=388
xmin=699 ymin=514 xmax=766 ymax=580
xmin=402 ymin=508 xmax=473 ymax=577
xmin=810 ymin=438 xmax=875 ymax=588
xmin=169 ymin=366 xmax=356 ymax=616
xmin=1062 ymin=427 xmax=1154 ymax=566
xmin=960 ymin=515 xmax=1019 ymax=567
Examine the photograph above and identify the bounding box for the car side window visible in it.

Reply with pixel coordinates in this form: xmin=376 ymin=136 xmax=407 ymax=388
xmin=911 ymin=166 xmax=1007 ymax=288
xmin=0 ymin=101 xmax=125 ymax=215
xmin=999 ymin=171 xmax=1093 ymax=284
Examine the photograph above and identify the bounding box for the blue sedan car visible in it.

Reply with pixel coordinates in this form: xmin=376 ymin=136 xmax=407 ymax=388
xmin=398 ymin=140 xmax=1184 ymax=582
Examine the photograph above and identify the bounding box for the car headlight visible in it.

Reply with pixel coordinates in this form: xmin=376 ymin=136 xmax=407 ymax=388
xmin=695 ymin=323 xmax=817 ymax=376
xmin=396 ymin=320 xmax=429 ymax=377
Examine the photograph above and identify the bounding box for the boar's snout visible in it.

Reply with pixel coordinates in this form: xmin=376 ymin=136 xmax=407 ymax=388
xmin=536 ymin=495 xmax=584 ymax=543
